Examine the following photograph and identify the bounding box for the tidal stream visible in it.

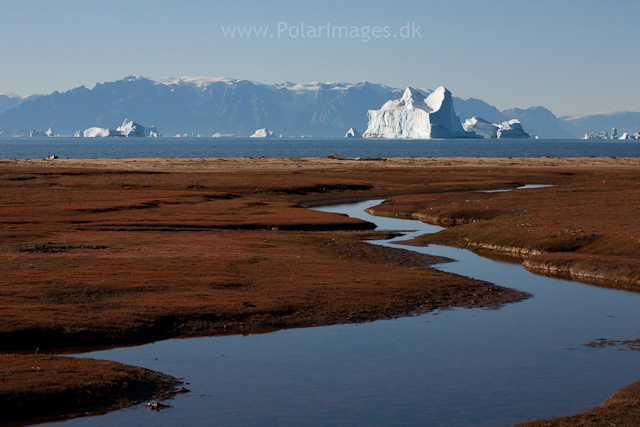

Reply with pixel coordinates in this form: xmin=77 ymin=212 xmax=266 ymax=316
xmin=45 ymin=197 xmax=640 ymax=427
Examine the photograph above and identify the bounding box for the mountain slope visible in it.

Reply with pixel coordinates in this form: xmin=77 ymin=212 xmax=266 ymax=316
xmin=3 ymin=75 xmax=635 ymax=138
xmin=503 ymin=107 xmax=578 ymax=139
xmin=561 ymin=111 xmax=640 ymax=137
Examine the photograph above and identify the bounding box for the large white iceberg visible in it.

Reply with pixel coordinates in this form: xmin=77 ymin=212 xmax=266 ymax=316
xmin=83 ymin=127 xmax=121 ymax=138
xmin=117 ymin=118 xmax=145 ymax=137
xmin=250 ymin=128 xmax=276 ymax=138
xmin=45 ymin=128 xmax=54 ymax=137
xmin=363 ymin=86 xmax=479 ymax=139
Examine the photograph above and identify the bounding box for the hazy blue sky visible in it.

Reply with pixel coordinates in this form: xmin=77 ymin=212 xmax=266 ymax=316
xmin=2 ymin=0 xmax=638 ymax=115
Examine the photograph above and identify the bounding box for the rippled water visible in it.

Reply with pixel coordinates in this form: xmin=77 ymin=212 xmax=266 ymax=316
xmin=3 ymin=137 xmax=640 ymax=159
xmin=40 ymin=198 xmax=640 ymax=427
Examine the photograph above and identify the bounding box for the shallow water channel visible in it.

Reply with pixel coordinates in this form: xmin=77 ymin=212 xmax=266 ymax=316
xmin=48 ymin=198 xmax=640 ymax=427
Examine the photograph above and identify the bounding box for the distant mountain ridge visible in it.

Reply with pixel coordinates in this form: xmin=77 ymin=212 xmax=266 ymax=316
xmin=0 ymin=75 xmax=636 ymax=138
xmin=503 ymin=106 xmax=577 ymax=139
xmin=560 ymin=111 xmax=640 ymax=137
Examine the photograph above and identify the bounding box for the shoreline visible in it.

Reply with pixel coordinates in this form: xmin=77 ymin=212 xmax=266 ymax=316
xmin=2 ymin=157 xmax=640 ymax=425
xmin=0 ymin=354 xmax=181 ymax=426
xmin=4 ymin=155 xmax=640 ymax=172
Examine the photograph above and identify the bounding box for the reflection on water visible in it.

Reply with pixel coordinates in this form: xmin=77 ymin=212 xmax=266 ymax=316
xmin=44 ymin=200 xmax=640 ymax=427
xmin=479 ymin=184 xmax=555 ymax=193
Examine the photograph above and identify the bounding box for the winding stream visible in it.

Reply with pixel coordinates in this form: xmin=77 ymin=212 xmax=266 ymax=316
xmin=45 ymin=198 xmax=640 ymax=427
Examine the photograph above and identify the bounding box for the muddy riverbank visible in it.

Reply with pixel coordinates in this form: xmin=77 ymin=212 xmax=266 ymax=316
xmin=0 ymin=354 xmax=180 ymax=425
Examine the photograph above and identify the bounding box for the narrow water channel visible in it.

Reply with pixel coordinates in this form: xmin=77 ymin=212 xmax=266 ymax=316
xmin=47 ymin=199 xmax=640 ymax=427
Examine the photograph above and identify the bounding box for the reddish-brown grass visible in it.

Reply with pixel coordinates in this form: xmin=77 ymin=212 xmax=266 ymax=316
xmin=4 ymin=157 xmax=640 ymax=426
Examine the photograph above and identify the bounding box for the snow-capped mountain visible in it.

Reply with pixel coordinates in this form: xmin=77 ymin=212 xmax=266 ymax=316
xmin=0 ymin=74 xmax=627 ymax=138
xmin=0 ymin=75 xmax=405 ymax=137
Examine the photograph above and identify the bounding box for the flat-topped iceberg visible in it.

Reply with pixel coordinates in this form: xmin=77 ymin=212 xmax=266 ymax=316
xmin=83 ymin=127 xmax=121 ymax=137
xmin=463 ymin=116 xmax=529 ymax=139
xmin=363 ymin=86 xmax=479 ymax=139
xmin=250 ymin=128 xmax=276 ymax=138
xmin=584 ymin=131 xmax=609 ymax=139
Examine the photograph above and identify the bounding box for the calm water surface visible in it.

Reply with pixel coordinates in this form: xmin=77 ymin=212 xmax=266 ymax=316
xmin=42 ymin=198 xmax=640 ymax=427
xmin=2 ymin=137 xmax=640 ymax=159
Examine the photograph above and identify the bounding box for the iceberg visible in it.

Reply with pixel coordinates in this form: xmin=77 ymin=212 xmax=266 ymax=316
xmin=250 ymin=128 xmax=276 ymax=138
xmin=74 ymin=130 xmax=83 ymax=137
xmin=29 ymin=130 xmax=47 ymax=137
xmin=344 ymin=127 xmax=361 ymax=138
xmin=363 ymin=86 xmax=479 ymax=139
xmin=462 ymin=117 xmax=529 ymax=139
xmin=496 ymin=119 xmax=530 ymax=139
xmin=45 ymin=128 xmax=54 ymax=137
xmin=145 ymin=126 xmax=161 ymax=137
xmin=117 ymin=118 xmax=145 ymax=137
xmin=462 ymin=117 xmax=499 ymax=138
xmin=83 ymin=127 xmax=121 ymax=137
xmin=212 ymin=132 xmax=234 ymax=138
xmin=584 ymin=131 xmax=609 ymax=139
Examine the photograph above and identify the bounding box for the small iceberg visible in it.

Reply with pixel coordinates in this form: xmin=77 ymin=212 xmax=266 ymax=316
xmin=496 ymin=119 xmax=530 ymax=139
xmin=250 ymin=128 xmax=276 ymax=138
xmin=117 ymin=118 xmax=145 ymax=137
xmin=344 ymin=127 xmax=361 ymax=138
xmin=584 ymin=131 xmax=609 ymax=139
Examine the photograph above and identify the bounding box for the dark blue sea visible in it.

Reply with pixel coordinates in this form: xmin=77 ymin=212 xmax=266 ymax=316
xmin=2 ymin=137 xmax=640 ymax=159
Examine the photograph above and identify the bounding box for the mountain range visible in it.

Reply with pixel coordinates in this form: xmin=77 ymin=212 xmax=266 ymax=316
xmin=0 ymin=75 xmax=638 ymax=139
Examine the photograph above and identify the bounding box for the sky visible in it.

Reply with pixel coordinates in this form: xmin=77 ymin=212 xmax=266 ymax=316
xmin=1 ymin=0 xmax=639 ymax=116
